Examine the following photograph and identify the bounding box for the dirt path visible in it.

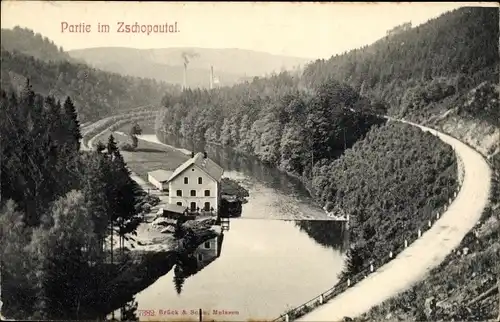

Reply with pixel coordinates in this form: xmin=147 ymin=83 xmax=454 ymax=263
xmin=297 ymin=121 xmax=492 ymax=321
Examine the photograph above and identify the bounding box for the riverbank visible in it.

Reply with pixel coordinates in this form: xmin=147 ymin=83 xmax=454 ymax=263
xmin=0 ymin=216 xmax=220 ymax=321
xmin=91 ymin=219 xmax=220 ymax=319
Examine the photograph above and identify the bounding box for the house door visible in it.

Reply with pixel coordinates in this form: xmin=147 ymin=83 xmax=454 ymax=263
xmin=204 ymin=202 xmax=210 ymax=211
xmin=190 ymin=202 xmax=197 ymax=211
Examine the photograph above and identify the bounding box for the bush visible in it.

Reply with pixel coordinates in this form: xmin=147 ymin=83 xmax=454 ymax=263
xmin=221 ymin=178 xmax=249 ymax=199
xmin=119 ymin=142 xmax=136 ymax=151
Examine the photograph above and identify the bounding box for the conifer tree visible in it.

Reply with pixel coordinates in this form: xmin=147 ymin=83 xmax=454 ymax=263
xmin=107 ymin=134 xmax=118 ymax=156
xmin=62 ymin=97 xmax=81 ymax=152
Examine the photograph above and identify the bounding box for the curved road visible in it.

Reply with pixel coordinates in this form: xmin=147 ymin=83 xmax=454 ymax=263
xmin=298 ymin=120 xmax=492 ymax=321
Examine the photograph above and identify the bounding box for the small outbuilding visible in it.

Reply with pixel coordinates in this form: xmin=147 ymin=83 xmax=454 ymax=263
xmin=147 ymin=169 xmax=173 ymax=191
xmin=163 ymin=203 xmax=187 ymax=216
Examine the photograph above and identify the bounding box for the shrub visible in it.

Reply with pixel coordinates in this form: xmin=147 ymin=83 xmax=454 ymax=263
xmin=119 ymin=142 xmax=136 ymax=151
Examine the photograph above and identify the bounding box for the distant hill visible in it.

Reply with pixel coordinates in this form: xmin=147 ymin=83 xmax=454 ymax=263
xmin=1 ymin=27 xmax=75 ymax=63
xmin=0 ymin=49 xmax=178 ymax=122
xmin=0 ymin=27 xmax=179 ymax=122
xmin=67 ymin=47 xmax=311 ymax=88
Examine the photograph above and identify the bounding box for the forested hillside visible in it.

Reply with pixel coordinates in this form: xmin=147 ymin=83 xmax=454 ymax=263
xmin=302 ymin=7 xmax=498 ymax=119
xmin=301 ymin=7 xmax=499 ymax=159
xmin=314 ymin=123 xmax=457 ymax=261
xmin=0 ymin=49 xmax=178 ymax=122
xmin=1 ymin=27 xmax=180 ymax=122
xmin=156 ymin=74 xmax=386 ymax=179
xmin=0 ymin=83 xmax=147 ymax=319
xmin=156 ymin=7 xmax=498 ymax=167
xmin=1 ymin=27 xmax=73 ymax=62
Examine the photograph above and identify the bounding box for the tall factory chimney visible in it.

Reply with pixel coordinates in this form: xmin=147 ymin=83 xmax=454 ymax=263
xmin=209 ymin=66 xmax=214 ymax=89
xmin=180 ymin=51 xmax=199 ymax=90
xmin=183 ymin=64 xmax=187 ymax=90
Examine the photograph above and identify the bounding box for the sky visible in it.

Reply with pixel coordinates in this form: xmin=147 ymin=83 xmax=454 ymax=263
xmin=1 ymin=1 xmax=497 ymax=59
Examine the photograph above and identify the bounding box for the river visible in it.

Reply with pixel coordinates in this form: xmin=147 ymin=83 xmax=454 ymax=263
xmin=113 ymin=130 xmax=348 ymax=321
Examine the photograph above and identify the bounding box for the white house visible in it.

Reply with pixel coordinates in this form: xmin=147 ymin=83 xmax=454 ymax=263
xmin=148 ymin=169 xmax=173 ymax=191
xmin=167 ymin=152 xmax=224 ymax=214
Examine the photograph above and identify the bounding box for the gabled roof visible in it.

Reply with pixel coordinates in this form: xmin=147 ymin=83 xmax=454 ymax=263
xmin=168 ymin=152 xmax=224 ymax=183
xmin=148 ymin=169 xmax=174 ymax=183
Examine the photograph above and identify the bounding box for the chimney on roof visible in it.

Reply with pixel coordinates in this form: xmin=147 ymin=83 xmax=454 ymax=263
xmin=191 ymin=151 xmax=195 ymax=158
xmin=203 ymin=151 xmax=207 ymax=159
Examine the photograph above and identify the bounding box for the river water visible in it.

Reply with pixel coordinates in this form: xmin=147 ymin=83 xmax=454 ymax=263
xmin=114 ymin=130 xmax=347 ymax=321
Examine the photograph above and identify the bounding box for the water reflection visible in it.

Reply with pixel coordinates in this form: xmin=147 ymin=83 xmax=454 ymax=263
xmin=293 ymin=220 xmax=350 ymax=252
xmin=113 ymin=218 xmax=346 ymax=321
xmin=173 ymin=234 xmax=224 ymax=295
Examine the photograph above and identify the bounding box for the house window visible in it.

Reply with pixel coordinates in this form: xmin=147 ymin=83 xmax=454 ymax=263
xmin=190 ymin=202 xmax=196 ymax=211
xmin=184 ymin=177 xmax=188 ymax=184
xmin=177 ymin=202 xmax=182 ymax=206
xmin=204 ymin=190 xmax=210 ymax=196
xmin=198 ymin=177 xmax=203 ymax=184
xmin=204 ymin=241 xmax=210 ymax=249
xmin=190 ymin=190 xmax=196 ymax=197
xmin=204 ymin=202 xmax=210 ymax=211
xmin=176 ymin=190 xmax=182 ymax=197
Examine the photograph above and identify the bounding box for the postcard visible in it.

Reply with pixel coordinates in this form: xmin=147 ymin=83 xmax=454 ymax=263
xmin=0 ymin=1 xmax=498 ymax=321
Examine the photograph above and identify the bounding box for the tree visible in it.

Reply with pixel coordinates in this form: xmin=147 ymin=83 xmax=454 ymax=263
xmin=95 ymin=141 xmax=106 ymax=153
xmin=173 ymin=266 xmax=186 ymax=295
xmin=0 ymin=200 xmax=32 ymax=317
xmin=29 ymin=190 xmax=94 ymax=320
xmin=340 ymin=243 xmax=368 ymax=280
xmin=62 ymin=96 xmax=81 ymax=152
xmin=129 ymin=122 xmax=142 ymax=149
xmin=107 ymin=134 xmax=118 ymax=156
xmin=79 ymin=153 xmax=111 ymax=260
xmin=120 ymin=300 xmax=139 ymax=321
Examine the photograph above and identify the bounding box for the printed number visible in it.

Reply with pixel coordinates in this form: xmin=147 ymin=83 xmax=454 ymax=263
xmin=138 ymin=310 xmax=155 ymax=316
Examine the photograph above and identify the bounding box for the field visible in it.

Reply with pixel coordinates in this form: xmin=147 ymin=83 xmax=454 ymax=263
xmin=118 ymin=119 xmax=156 ymax=134
xmin=94 ymin=129 xmax=189 ymax=180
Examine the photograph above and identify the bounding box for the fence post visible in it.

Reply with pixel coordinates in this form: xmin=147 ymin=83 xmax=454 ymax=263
xmin=418 ymin=229 xmax=422 ymax=238
xmin=319 ymin=294 xmax=324 ymax=304
xmin=199 ymin=308 xmax=202 ymax=322
xmin=389 ymin=251 xmax=393 ymax=259
xmin=285 ymin=313 xmax=289 ymax=322
xmin=428 ymin=220 xmax=432 ymax=228
xmin=370 ymin=264 xmax=374 ymax=273
xmin=436 ymin=212 xmax=440 ymax=220
xmin=347 ymin=278 xmax=351 ymax=287
xmin=404 ymin=239 xmax=408 ymax=248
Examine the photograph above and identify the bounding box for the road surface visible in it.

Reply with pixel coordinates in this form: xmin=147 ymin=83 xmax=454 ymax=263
xmin=297 ymin=121 xmax=492 ymax=321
